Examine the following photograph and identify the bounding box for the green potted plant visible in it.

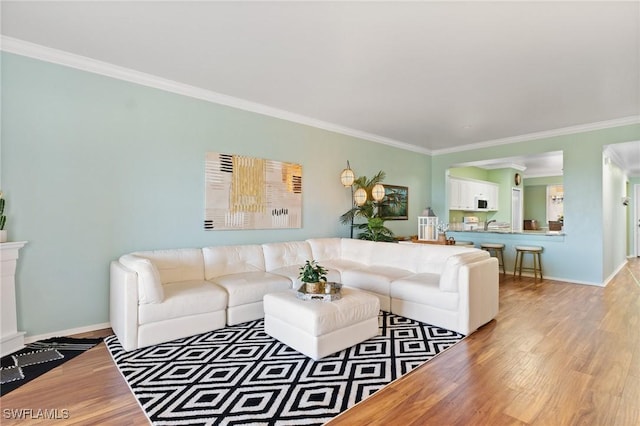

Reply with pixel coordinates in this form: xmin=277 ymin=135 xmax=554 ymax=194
xmin=356 ymin=217 xmax=395 ymax=242
xmin=0 ymin=191 xmax=6 ymax=243
xmin=298 ymin=260 xmax=328 ymax=293
xmin=339 ymin=170 xmax=396 ymax=241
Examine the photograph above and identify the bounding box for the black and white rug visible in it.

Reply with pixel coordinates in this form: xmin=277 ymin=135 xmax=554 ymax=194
xmin=106 ymin=312 xmax=464 ymax=425
xmin=1 ymin=337 xmax=103 ymax=396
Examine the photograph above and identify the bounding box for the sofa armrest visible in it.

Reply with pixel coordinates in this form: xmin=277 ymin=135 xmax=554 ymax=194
xmin=119 ymin=254 xmax=164 ymax=304
xmin=439 ymin=251 xmax=490 ymax=292
xmin=110 ymin=261 xmax=140 ymax=351
xmin=457 ymin=257 xmax=499 ymax=335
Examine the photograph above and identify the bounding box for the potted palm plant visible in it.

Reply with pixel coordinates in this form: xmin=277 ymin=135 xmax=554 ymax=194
xmin=356 ymin=217 xmax=395 ymax=242
xmin=298 ymin=260 xmax=328 ymax=293
xmin=340 ymin=171 xmax=396 ymax=242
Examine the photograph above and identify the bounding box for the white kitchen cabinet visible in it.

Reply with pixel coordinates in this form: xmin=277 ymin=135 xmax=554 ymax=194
xmin=448 ymin=177 xmax=499 ymax=211
xmin=486 ymin=182 xmax=499 ymax=210
xmin=448 ymin=178 xmax=461 ymax=209
xmin=449 ymin=178 xmax=474 ymax=210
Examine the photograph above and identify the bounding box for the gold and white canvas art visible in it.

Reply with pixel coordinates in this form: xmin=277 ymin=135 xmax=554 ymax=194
xmin=204 ymin=152 xmax=302 ymax=230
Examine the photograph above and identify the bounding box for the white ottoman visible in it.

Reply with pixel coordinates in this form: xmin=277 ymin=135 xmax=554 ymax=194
xmin=263 ymin=287 xmax=380 ymax=360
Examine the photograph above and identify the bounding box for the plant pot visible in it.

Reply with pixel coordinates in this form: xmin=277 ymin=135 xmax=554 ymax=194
xmin=305 ymin=282 xmax=321 ymax=293
xmin=0 ymin=230 xmax=7 ymax=243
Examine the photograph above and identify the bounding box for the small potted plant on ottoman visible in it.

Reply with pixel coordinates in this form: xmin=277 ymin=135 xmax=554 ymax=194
xmin=299 ymin=260 xmax=328 ymax=294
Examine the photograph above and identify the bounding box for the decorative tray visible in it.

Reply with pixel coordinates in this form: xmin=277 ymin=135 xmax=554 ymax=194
xmin=296 ymin=282 xmax=342 ymax=301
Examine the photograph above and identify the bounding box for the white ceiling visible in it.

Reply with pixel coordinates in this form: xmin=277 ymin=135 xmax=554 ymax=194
xmin=1 ymin=1 xmax=639 ymax=168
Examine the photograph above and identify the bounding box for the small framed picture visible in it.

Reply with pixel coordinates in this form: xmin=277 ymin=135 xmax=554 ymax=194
xmin=379 ymin=185 xmax=408 ymax=220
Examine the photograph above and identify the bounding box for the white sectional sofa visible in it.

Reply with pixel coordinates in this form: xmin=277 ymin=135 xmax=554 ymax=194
xmin=110 ymin=238 xmax=499 ymax=351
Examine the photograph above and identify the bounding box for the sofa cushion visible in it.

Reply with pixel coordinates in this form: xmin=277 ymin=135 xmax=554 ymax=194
xmin=368 ymin=241 xmax=421 ymax=272
xmin=262 ymin=241 xmax=313 ymax=272
xmin=315 ymin=259 xmax=366 ymax=275
xmin=340 ymin=239 xmax=376 ymax=264
xmin=391 ymin=274 xmax=459 ymax=311
xmin=119 ymin=254 xmax=164 ymax=304
xmin=133 ymin=248 xmax=205 ymax=284
xmin=342 ymin=266 xmax=413 ymax=296
xmin=439 ymin=251 xmax=490 ymax=292
xmin=211 ymin=272 xmax=291 ymax=307
xmin=306 ymin=238 xmax=343 ymax=261
xmin=203 ymin=245 xmax=265 ymax=279
xmin=138 ymin=280 xmax=228 ymax=325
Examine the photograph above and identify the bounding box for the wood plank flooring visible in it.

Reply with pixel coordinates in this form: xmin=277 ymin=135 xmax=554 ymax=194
xmin=2 ymin=258 xmax=639 ymax=425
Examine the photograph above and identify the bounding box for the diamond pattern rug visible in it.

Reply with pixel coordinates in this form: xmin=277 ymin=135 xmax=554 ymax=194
xmin=106 ymin=311 xmax=464 ymax=425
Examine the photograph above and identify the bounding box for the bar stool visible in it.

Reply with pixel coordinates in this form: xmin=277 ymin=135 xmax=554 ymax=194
xmin=481 ymin=243 xmax=506 ymax=275
xmin=455 ymin=241 xmax=475 ymax=248
xmin=514 ymin=246 xmax=543 ymax=283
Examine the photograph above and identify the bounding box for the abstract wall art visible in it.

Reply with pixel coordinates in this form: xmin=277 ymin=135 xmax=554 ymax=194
xmin=204 ymin=152 xmax=302 ymax=230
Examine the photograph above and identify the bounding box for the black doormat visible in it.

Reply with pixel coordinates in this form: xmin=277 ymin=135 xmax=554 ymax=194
xmin=1 ymin=337 xmax=103 ymax=396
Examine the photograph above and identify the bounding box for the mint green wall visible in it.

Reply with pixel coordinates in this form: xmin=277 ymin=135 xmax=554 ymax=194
xmin=602 ymin=160 xmax=628 ymax=277
xmin=629 ymin=177 xmax=640 ymax=257
xmin=524 ymin=176 xmax=563 ymax=186
xmin=486 ymin=168 xmax=515 ymax=224
xmin=432 ymin=124 xmax=640 ymax=284
xmin=1 ymin=53 xmax=431 ymax=337
xmin=448 ymin=166 xmax=488 ymax=180
xmin=523 ymin=176 xmax=564 ymax=227
xmin=523 ymin=186 xmax=547 ymax=225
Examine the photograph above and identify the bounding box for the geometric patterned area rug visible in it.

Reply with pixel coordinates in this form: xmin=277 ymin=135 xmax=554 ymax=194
xmin=105 ymin=312 xmax=463 ymax=425
xmin=0 ymin=337 xmax=103 ymax=396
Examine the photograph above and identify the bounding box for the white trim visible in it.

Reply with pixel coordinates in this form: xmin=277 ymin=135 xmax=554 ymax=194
xmin=603 ymin=259 xmax=629 ymax=287
xmin=507 ymin=269 xmax=605 ymax=287
xmin=603 ymin=146 xmax=626 ymax=172
xmin=3 ymin=36 xmax=638 ymax=157
xmin=0 ymin=36 xmax=429 ymax=155
xmin=23 ymin=322 xmax=111 ymax=344
xmin=433 ymin=116 xmax=640 ymax=156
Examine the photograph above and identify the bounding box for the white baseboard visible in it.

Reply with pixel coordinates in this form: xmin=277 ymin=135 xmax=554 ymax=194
xmin=505 ymin=269 xmax=605 ymax=287
xmin=603 ymin=260 xmax=629 ymax=287
xmin=24 ymin=322 xmax=111 ymax=344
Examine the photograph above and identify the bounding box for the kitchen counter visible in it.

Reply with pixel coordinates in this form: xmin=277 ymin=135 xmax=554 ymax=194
xmin=446 ymin=230 xmax=566 ymax=280
xmin=454 ymin=229 xmax=565 ymax=236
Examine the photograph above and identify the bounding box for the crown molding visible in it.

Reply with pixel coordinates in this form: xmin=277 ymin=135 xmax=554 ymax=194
xmin=433 ymin=115 xmax=640 ymax=156
xmin=481 ymin=162 xmax=528 ymax=171
xmin=1 ymin=36 xmax=431 ymax=155
xmin=2 ymin=36 xmax=636 ymax=158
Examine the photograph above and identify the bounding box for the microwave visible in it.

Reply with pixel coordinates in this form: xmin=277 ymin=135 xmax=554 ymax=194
xmin=475 ymin=198 xmax=488 ymax=210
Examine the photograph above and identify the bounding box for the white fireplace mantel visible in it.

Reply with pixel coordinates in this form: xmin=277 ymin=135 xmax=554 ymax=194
xmin=1 ymin=241 xmax=28 ymax=357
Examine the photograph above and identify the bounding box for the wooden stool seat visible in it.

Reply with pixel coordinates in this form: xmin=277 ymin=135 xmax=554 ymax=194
xmin=455 ymin=241 xmax=474 ymax=247
xmin=514 ymin=245 xmax=543 ymax=282
xmin=481 ymin=243 xmax=506 ymax=275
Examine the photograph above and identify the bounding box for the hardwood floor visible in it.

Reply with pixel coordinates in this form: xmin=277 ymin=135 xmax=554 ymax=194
xmin=2 ymin=258 xmax=639 ymax=425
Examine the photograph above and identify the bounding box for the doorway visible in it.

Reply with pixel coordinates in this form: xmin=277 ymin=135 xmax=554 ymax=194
xmin=512 ymin=188 xmax=523 ymax=232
